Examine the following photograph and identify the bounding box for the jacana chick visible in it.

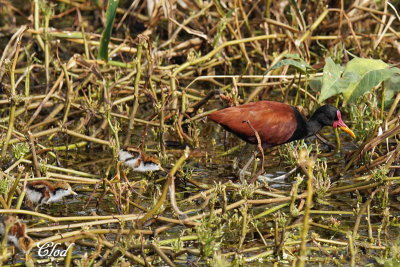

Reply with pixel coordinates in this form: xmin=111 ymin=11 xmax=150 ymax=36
xmin=119 ymin=148 xmax=162 ymax=172
xmin=0 ymin=216 xmax=33 ymax=253
xmin=26 ymin=180 xmax=77 ymax=206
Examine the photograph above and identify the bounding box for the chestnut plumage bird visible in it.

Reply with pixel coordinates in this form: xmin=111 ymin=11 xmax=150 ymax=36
xmin=208 ymin=101 xmax=355 ymax=148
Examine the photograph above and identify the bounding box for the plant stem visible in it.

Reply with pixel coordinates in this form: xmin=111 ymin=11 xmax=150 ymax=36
xmin=124 ymin=40 xmax=143 ymax=145
xmin=1 ymin=27 xmax=26 ymax=159
xmin=299 ymin=161 xmax=314 ymax=266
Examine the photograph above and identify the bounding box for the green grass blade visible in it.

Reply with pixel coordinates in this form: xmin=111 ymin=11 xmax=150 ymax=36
xmin=98 ymin=0 xmax=119 ymax=61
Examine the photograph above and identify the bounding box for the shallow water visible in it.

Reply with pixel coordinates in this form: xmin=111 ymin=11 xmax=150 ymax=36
xmin=6 ymin=122 xmax=397 ymax=266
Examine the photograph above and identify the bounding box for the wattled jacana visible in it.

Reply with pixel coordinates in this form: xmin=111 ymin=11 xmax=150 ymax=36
xmin=208 ymin=101 xmax=355 ymax=180
xmin=209 ymin=101 xmax=355 ymax=147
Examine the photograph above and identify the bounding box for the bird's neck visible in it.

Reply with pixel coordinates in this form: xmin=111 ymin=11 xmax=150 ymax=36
xmin=288 ymin=107 xmax=326 ymax=142
xmin=287 ymin=107 xmax=309 ymax=142
xmin=306 ymin=119 xmax=323 ymax=137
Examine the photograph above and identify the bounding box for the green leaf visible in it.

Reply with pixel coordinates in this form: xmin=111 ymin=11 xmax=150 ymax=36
xmin=318 ymin=57 xmax=344 ymax=102
xmin=344 ymin=57 xmax=388 ymax=76
xmin=226 ymin=8 xmax=235 ymax=17
xmin=265 ymin=54 xmax=312 ymax=74
xmin=267 ymin=58 xmax=312 ymax=73
xmin=343 ymin=67 xmax=400 ymax=103
xmin=385 ymin=73 xmax=400 ymax=105
xmin=284 ymin=53 xmax=302 ymax=60
xmin=341 ymin=57 xmax=389 ymax=103
xmin=317 ymin=56 xmax=400 ymax=103
xmin=309 ymin=77 xmax=322 ymax=92
xmin=98 ymin=0 xmax=119 ymax=61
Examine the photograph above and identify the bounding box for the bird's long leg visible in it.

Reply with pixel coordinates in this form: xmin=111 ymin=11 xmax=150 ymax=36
xmin=249 ymin=164 xmax=263 ymax=184
xmin=242 ymin=120 xmax=264 ymax=184
xmin=247 ymin=167 xmax=298 ymax=183
xmin=239 ymin=152 xmax=256 ymax=181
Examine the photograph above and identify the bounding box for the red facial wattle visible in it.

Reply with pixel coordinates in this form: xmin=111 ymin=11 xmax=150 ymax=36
xmin=333 ymin=110 xmax=356 ymax=138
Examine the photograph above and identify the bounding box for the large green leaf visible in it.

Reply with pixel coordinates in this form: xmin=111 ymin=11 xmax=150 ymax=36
xmin=341 ymin=57 xmax=390 ymax=103
xmin=318 ymin=57 xmax=344 ymax=102
xmin=317 ymin=58 xmax=360 ymax=103
xmin=344 ymin=57 xmax=388 ymax=75
xmin=316 ymin=56 xmax=400 ymax=103
xmin=343 ymin=67 xmax=400 ymax=103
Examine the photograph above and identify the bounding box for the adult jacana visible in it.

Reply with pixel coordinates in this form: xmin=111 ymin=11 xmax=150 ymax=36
xmin=208 ymin=101 xmax=355 ymax=148
xmin=208 ymin=101 xmax=355 ymax=182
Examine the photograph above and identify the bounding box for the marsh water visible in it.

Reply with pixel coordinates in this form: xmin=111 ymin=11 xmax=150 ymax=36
xmin=16 ymin=121 xmax=392 ymax=266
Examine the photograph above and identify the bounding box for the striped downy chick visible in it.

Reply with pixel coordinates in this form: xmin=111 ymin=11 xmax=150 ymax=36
xmin=119 ymin=148 xmax=162 ymax=172
xmin=0 ymin=216 xmax=33 ymax=253
xmin=26 ymin=180 xmax=77 ymax=205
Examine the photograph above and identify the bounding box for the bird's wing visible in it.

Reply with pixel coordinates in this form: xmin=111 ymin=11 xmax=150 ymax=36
xmin=208 ymin=101 xmax=297 ymax=145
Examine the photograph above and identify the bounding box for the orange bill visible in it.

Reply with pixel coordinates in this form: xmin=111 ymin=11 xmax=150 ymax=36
xmin=339 ymin=126 xmax=356 ymax=138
